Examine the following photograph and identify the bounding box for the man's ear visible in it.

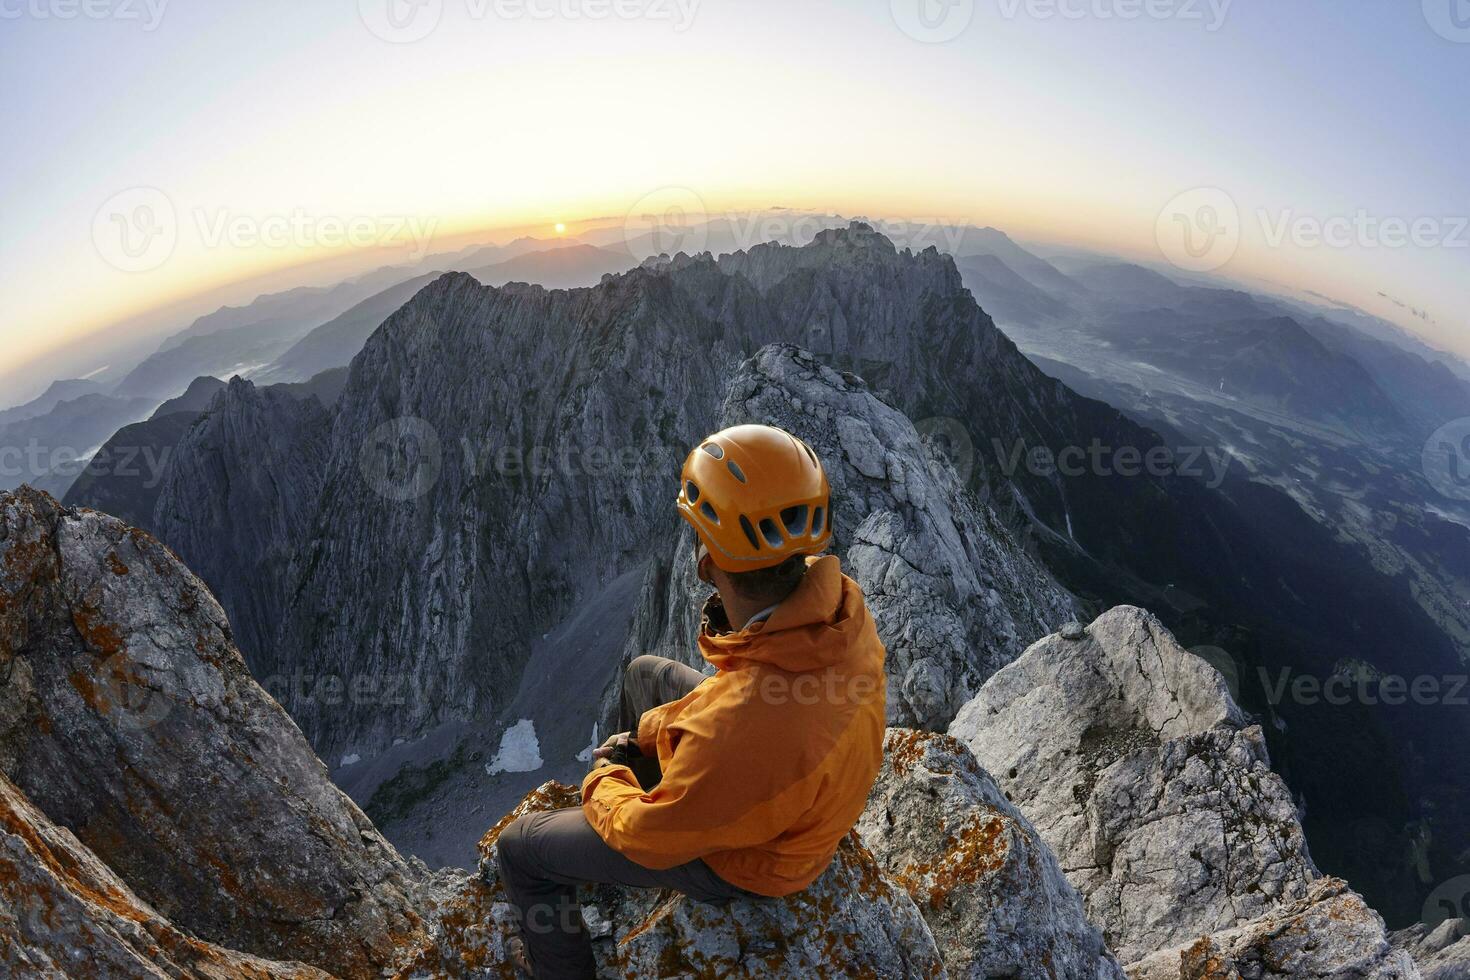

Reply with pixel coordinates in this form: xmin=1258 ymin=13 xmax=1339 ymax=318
xmin=697 ymin=552 xmax=715 ymax=585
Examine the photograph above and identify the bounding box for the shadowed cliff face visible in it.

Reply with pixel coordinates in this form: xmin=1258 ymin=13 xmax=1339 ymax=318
xmin=131 ymin=225 xmax=1466 ymax=923
xmin=0 ymin=487 xmax=424 ymax=977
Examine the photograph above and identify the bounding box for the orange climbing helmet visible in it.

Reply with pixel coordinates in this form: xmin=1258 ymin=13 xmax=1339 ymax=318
xmin=677 ymin=424 xmax=832 ymax=572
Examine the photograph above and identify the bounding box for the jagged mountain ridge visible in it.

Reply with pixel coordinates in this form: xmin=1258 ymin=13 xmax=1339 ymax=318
xmin=158 ymin=224 xmax=1097 ymax=760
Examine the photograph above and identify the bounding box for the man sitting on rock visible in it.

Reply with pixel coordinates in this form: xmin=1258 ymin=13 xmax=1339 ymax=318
xmin=496 ymin=423 xmax=888 ymax=978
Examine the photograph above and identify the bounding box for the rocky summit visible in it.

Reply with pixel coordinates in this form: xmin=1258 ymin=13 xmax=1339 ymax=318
xmin=2 ymin=485 xmax=1453 ymax=977
xmin=950 ymin=606 xmax=1419 ymax=976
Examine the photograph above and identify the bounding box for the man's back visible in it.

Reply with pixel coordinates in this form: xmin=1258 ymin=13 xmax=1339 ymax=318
xmin=582 ymin=555 xmax=886 ymax=896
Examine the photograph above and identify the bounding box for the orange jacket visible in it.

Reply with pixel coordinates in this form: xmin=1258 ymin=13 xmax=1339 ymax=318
xmin=581 ymin=555 xmax=887 ymax=897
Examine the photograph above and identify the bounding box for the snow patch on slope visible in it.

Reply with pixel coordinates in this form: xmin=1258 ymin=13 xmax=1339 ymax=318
xmin=485 ymin=719 xmax=543 ymax=775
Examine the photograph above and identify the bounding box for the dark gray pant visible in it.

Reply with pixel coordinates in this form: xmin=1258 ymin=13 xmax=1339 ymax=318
xmin=617 ymin=653 xmax=706 ymax=790
xmin=496 ymin=655 xmax=741 ymax=979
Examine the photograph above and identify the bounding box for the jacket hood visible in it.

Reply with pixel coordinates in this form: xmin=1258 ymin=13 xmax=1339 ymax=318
xmin=698 ymin=555 xmax=870 ymax=673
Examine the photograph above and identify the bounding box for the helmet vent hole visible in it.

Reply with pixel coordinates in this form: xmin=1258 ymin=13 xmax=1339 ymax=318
xmin=700 ymin=502 xmax=720 ymax=525
xmin=758 ymin=517 xmax=783 ymax=548
xmin=739 ymin=515 xmax=761 ymax=550
xmin=685 ymin=481 xmax=700 ymax=504
xmin=727 ymin=460 xmax=747 ymax=483
xmin=781 ymin=505 xmax=809 ymax=537
xmin=812 ymin=506 xmax=825 ymax=536
xmin=700 ymin=443 xmax=725 ymax=460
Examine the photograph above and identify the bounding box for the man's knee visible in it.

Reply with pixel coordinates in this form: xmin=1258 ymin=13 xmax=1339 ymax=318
xmin=496 ymin=815 xmax=535 ymax=882
xmin=626 ymin=654 xmax=667 ymax=688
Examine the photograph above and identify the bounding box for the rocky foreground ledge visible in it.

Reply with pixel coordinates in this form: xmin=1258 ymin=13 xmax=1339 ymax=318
xmin=1 ymin=485 xmax=1458 ymax=978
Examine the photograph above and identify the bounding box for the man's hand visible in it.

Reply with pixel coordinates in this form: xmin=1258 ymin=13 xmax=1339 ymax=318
xmin=592 ymin=731 xmax=639 ymax=767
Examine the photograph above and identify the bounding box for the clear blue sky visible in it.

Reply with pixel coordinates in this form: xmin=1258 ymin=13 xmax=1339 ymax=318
xmin=2 ymin=0 xmax=1467 ymax=383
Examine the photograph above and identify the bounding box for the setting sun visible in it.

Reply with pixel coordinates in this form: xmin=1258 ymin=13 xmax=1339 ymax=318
xmin=555 ymin=222 xmax=566 ymax=235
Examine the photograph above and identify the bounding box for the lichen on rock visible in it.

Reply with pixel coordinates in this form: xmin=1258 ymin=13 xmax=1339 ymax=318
xmin=401 ymin=779 xmax=947 ymax=979
xmin=0 ymin=770 xmax=330 ymax=980
xmin=859 ymin=728 xmax=1124 ymax=979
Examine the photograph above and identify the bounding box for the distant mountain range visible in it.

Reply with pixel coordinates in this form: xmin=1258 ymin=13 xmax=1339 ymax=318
xmin=0 ymin=378 xmax=105 ymax=427
xmin=11 ymin=216 xmax=1470 ymax=926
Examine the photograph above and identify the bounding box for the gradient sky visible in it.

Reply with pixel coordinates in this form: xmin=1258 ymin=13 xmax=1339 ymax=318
xmin=2 ymin=0 xmax=1467 ymax=387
